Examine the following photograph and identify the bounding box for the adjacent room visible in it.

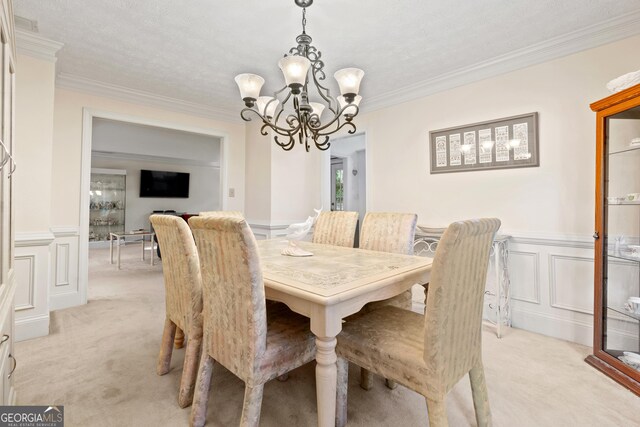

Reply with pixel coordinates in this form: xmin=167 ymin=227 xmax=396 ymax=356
xmin=3 ymin=0 xmax=640 ymax=426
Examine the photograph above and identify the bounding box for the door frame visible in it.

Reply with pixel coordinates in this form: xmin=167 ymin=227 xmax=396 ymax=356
xmin=77 ymin=108 xmax=230 ymax=306
xmin=321 ymin=131 xmax=369 ymax=216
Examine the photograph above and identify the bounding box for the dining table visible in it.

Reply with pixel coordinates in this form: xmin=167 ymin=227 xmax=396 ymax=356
xmin=257 ymin=239 xmax=433 ymax=427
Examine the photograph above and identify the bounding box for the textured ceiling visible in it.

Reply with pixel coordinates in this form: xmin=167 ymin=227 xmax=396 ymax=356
xmin=14 ymin=0 xmax=640 ymax=117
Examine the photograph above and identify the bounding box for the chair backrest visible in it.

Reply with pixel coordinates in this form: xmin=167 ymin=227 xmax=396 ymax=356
xmin=312 ymin=211 xmax=359 ymax=247
xmin=359 ymin=212 xmax=418 ymax=255
xmin=149 ymin=214 xmax=203 ymax=332
xmin=199 ymin=211 xmax=244 ymax=218
xmin=423 ymin=218 xmax=500 ymax=392
xmin=188 ymin=216 xmax=266 ymax=381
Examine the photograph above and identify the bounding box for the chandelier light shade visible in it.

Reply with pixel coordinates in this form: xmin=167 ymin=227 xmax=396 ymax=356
xmin=278 ymin=56 xmax=312 ymax=92
xmin=234 ymin=0 xmax=364 ymax=152
xmin=234 ymin=74 xmax=265 ymax=104
xmin=334 ymin=68 xmax=365 ymax=102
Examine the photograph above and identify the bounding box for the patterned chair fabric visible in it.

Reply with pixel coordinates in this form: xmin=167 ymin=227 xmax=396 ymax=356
xmin=198 ymin=210 xmax=244 ymax=218
xmin=188 ymin=216 xmax=316 ymax=427
xmin=149 ymin=214 xmax=203 ymax=408
xmin=336 ymin=218 xmax=501 ymax=427
xmin=312 ymin=211 xmax=359 ymax=247
xmin=355 ymin=212 xmax=419 ymax=390
xmin=357 ymin=212 xmax=418 ymax=312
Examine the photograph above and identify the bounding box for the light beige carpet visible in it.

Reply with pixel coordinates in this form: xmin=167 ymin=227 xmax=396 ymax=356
xmin=13 ymin=245 xmax=640 ymax=426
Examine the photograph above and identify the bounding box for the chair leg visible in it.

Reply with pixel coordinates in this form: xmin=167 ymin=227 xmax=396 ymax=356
xmin=240 ymin=383 xmax=264 ymax=427
xmin=336 ymin=357 xmax=349 ymax=427
xmin=157 ymin=318 xmax=177 ymax=375
xmin=178 ymin=334 xmax=202 ymax=408
xmin=385 ymin=379 xmax=397 ymax=390
xmin=360 ymin=368 xmax=373 ymax=390
xmin=189 ymin=354 xmax=214 ymax=427
xmin=425 ymin=396 xmax=448 ymax=427
xmin=469 ymin=363 xmax=493 ymax=427
xmin=175 ymin=327 xmax=185 ymax=349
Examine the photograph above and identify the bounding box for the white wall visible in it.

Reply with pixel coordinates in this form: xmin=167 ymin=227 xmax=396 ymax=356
xmin=50 ymin=88 xmax=245 ymax=228
xmin=92 ymin=117 xmax=221 ymax=163
xmin=244 ymin=120 xmax=323 ymax=239
xmin=14 ymin=53 xmax=57 ymax=340
xmin=15 ymin=54 xmax=55 ymax=233
xmin=91 ymin=158 xmax=221 ymax=231
xmin=351 ymin=35 xmax=640 ymax=345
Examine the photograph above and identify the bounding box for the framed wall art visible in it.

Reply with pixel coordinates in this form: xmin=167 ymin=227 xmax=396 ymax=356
xmin=429 ymin=112 xmax=539 ymax=174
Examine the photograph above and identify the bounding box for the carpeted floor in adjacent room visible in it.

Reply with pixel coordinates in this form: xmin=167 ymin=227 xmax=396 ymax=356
xmin=13 ymin=245 xmax=640 ymax=426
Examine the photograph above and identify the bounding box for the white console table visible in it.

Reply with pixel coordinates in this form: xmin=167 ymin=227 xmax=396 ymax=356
xmin=109 ymin=231 xmax=156 ymax=270
xmin=414 ymin=226 xmax=511 ymax=338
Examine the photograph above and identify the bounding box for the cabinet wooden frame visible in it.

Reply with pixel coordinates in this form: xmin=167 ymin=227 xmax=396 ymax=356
xmin=585 ymin=83 xmax=640 ymax=396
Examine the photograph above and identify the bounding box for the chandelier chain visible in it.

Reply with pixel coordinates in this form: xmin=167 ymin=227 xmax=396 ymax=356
xmin=302 ymin=8 xmax=307 ymax=34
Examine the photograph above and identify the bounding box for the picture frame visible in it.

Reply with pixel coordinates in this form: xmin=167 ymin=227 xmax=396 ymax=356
xmin=429 ymin=112 xmax=539 ymax=174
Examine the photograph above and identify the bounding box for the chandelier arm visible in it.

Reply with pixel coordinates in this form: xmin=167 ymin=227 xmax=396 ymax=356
xmin=313 ymin=135 xmax=331 ymax=151
xmin=307 ymin=104 xmax=360 ymax=133
xmin=314 ymin=120 xmax=357 ymax=138
xmin=274 ymin=134 xmax=296 ymax=151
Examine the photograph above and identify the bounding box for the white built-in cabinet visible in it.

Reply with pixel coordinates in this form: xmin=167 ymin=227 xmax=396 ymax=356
xmin=0 ymin=0 xmax=16 ymax=404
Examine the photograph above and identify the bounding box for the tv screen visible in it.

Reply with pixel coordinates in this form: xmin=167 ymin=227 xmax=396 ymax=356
xmin=140 ymin=169 xmax=190 ymax=198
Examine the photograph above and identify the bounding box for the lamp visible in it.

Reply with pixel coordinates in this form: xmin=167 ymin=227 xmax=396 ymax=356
xmin=234 ymin=0 xmax=364 ymax=152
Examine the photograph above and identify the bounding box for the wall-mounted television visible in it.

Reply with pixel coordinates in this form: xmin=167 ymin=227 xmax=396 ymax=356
xmin=140 ymin=169 xmax=190 ymax=198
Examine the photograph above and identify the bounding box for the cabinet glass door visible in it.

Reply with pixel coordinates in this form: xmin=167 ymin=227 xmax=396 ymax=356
xmin=89 ymin=173 xmax=126 ymax=241
xmin=603 ymin=105 xmax=640 ymax=372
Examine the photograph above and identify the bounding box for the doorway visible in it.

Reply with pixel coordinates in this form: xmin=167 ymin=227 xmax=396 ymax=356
xmin=74 ymin=109 xmax=229 ymax=308
xmin=330 ymin=157 xmax=345 ymax=211
xmin=324 ymin=133 xmax=367 ymax=221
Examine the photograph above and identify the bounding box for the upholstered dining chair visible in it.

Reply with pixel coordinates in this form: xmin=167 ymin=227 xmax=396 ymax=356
xmin=356 ymin=211 xmax=418 ymax=389
xmin=336 ymin=218 xmax=501 ymax=427
xmin=188 ymin=216 xmax=316 ymax=427
xmin=312 ymin=211 xmax=359 ymax=247
xmin=150 ymin=214 xmax=203 ymax=408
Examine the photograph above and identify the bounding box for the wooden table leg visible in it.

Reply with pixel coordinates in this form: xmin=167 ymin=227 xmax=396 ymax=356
xmin=315 ymin=336 xmax=338 ymax=427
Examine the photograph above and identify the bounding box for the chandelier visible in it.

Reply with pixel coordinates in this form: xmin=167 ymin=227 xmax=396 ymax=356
xmin=234 ymin=0 xmax=364 ymax=152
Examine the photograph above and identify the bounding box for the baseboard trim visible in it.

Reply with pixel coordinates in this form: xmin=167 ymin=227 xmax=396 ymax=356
xmin=15 ymin=313 xmax=50 ymax=342
xmin=50 ymin=293 xmax=83 ymax=312
xmin=512 ymin=307 xmax=593 ymax=346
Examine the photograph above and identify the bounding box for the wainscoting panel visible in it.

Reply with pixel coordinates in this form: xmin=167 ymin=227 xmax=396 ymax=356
xmin=55 ymin=243 xmax=70 ymax=287
xmin=14 ymin=255 xmax=35 ymax=310
xmin=508 ymin=234 xmax=597 ymax=346
xmin=50 ymin=227 xmax=81 ymax=310
xmin=14 ymin=232 xmax=54 ymax=341
xmin=509 ymin=250 xmax=541 ymax=304
xmin=549 ymin=254 xmax=594 ymax=315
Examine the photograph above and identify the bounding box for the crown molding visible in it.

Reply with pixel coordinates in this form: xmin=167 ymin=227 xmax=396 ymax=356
xmin=56 ymin=73 xmax=242 ymax=124
xmin=364 ymin=10 xmax=640 ymax=113
xmin=16 ymin=29 xmax=63 ymax=63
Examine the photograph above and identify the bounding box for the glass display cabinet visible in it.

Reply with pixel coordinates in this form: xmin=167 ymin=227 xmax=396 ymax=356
xmin=89 ymin=169 xmax=126 ymax=242
xmin=586 ymin=83 xmax=640 ymax=395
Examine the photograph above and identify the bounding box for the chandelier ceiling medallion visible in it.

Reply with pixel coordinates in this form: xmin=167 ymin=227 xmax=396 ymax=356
xmin=234 ymin=0 xmax=365 ymax=152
